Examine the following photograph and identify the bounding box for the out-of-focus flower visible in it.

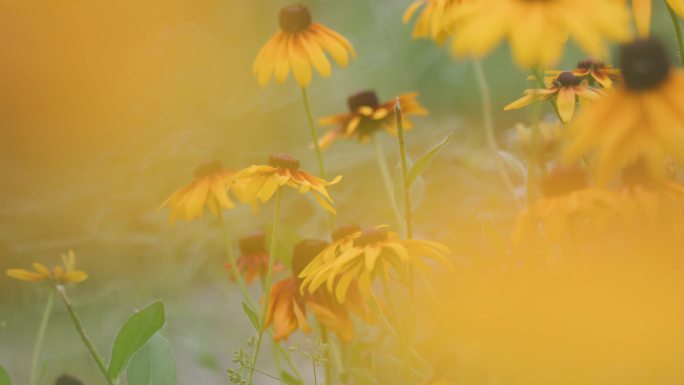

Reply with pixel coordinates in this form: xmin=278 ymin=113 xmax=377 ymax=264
xmin=225 ymin=233 xmax=283 ymax=284
xmin=160 ymin=160 xmax=235 ymax=223
xmin=6 ymin=250 xmax=88 ymax=284
xmin=403 ymin=0 xmax=461 ymax=45
xmin=252 ymin=4 xmax=355 ymax=87
xmin=318 ymin=91 xmax=428 ymax=149
xmin=445 ymin=0 xmax=630 ymax=68
xmin=233 ymin=153 xmax=342 ymax=214
xmin=505 ymin=72 xmax=604 ymax=123
xmin=298 ymin=223 xmax=362 ymax=280
xmin=264 ymin=239 xmax=373 ymax=341
xmin=515 ymin=122 xmax=563 ymax=162
xmin=300 ymin=225 xmax=452 ymax=303
xmin=629 ymin=0 xmax=684 ymax=37
xmin=546 ymin=58 xmax=623 ymax=89
xmin=564 ymin=39 xmax=684 ymax=183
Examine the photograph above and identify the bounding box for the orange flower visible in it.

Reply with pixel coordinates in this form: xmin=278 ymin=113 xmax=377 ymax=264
xmin=225 ymin=233 xmax=283 ymax=284
xmin=318 ymin=91 xmax=428 ymax=149
xmin=6 ymin=250 xmax=88 ymax=285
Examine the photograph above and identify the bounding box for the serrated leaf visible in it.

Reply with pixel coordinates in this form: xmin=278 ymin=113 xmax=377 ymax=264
xmin=407 ymin=132 xmax=454 ymax=187
xmin=127 ymin=334 xmax=176 ymax=385
xmin=0 ymin=366 xmax=11 ymax=385
xmin=242 ymin=302 xmax=260 ymax=331
xmin=280 ymin=371 xmax=304 ymax=385
xmin=108 ymin=301 xmax=166 ymax=380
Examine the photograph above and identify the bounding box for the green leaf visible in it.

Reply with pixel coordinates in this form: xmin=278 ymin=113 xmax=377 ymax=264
xmin=108 ymin=301 xmax=166 ymax=380
xmin=127 ymin=334 xmax=176 ymax=385
xmin=242 ymin=302 xmax=260 ymax=331
xmin=280 ymin=371 xmax=304 ymax=385
xmin=406 ymin=132 xmax=453 ymax=187
xmin=0 ymin=366 xmax=11 ymax=385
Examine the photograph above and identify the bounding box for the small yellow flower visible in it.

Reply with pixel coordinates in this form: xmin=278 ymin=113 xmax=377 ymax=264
xmin=6 ymin=250 xmax=88 ymax=284
xmin=403 ymin=0 xmax=461 ymax=45
xmin=318 ymin=91 xmax=428 ymax=149
xmin=545 ymin=58 xmax=623 ymax=89
xmin=160 ymin=160 xmax=235 ymax=223
xmin=253 ymin=4 xmax=356 ymax=87
xmin=564 ymin=39 xmax=684 ymax=183
xmin=299 ymin=225 xmax=452 ymax=303
xmin=233 ymin=153 xmax=342 ymax=214
xmin=505 ymin=72 xmax=604 ymax=123
xmin=445 ymin=0 xmax=630 ymax=68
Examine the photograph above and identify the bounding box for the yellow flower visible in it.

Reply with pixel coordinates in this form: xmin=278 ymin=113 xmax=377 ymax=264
xmin=445 ymin=0 xmax=630 ymax=68
xmin=6 ymin=250 xmax=88 ymax=284
xmin=515 ymin=122 xmax=563 ymax=162
xmin=403 ymin=0 xmax=461 ymax=45
xmin=225 ymin=233 xmax=283 ymax=284
xmin=545 ymin=58 xmax=623 ymax=89
xmin=630 ymin=0 xmax=684 ymax=37
xmin=160 ymin=160 xmax=235 ymax=223
xmin=233 ymin=153 xmax=342 ymax=214
xmin=299 ymin=225 xmax=452 ymax=303
xmin=564 ymin=39 xmax=684 ymax=183
xmin=264 ymin=239 xmax=373 ymax=342
xmin=505 ymin=72 xmax=604 ymax=123
xmin=318 ymin=91 xmax=428 ymax=149
xmin=252 ymin=4 xmax=356 ymax=87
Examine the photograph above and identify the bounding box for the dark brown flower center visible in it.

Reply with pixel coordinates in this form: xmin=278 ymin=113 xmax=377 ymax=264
xmin=347 ymin=90 xmax=380 ymax=111
xmin=620 ymin=38 xmax=671 ymax=91
xmin=577 ymin=58 xmax=605 ymax=70
xmin=292 ymin=239 xmax=329 ymax=277
xmin=268 ymin=153 xmax=300 ymax=170
xmin=193 ymin=160 xmax=223 ymax=178
xmin=279 ymin=4 xmax=312 ymax=33
xmin=331 ymin=223 xmax=362 ymax=241
xmin=541 ymin=168 xmax=589 ymax=198
xmin=239 ymin=233 xmax=267 ymax=255
xmin=353 ymin=228 xmax=389 ymax=247
xmin=55 ymin=375 xmax=84 ymax=385
xmin=555 ymin=71 xmax=582 ymax=87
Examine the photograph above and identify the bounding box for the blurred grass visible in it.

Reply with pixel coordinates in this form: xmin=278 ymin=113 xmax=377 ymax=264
xmin=0 ymin=0 xmax=679 ymax=383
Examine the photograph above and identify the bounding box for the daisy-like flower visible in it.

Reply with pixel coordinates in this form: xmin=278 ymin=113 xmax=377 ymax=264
xmin=403 ymin=0 xmax=460 ymax=45
xmin=545 ymin=58 xmax=623 ymax=89
xmin=300 ymin=225 xmax=452 ymax=303
xmin=233 ymin=153 xmax=342 ymax=214
xmin=564 ymin=39 xmax=684 ymax=183
xmin=505 ymin=72 xmax=604 ymax=123
xmin=444 ymin=0 xmax=630 ymax=68
xmin=225 ymin=233 xmax=283 ymax=284
xmin=265 ymin=239 xmax=373 ymax=341
xmin=298 ymin=223 xmax=362 ymax=279
xmin=318 ymin=91 xmax=428 ymax=149
xmin=252 ymin=4 xmax=356 ymax=87
xmin=160 ymin=160 xmax=235 ymax=223
xmin=6 ymin=250 xmax=88 ymax=284
xmin=630 ymin=0 xmax=684 ymax=37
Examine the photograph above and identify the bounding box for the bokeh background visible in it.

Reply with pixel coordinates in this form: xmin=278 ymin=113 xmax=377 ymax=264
xmin=0 ymin=0 xmax=677 ymax=383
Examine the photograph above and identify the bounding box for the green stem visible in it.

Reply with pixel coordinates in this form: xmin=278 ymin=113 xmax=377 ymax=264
xmin=30 ymin=290 xmax=54 ymax=385
xmin=247 ymin=189 xmax=283 ymax=385
xmin=528 ymin=94 xmax=543 ymax=205
xmin=56 ymin=285 xmax=115 ymax=385
xmin=472 ymin=60 xmax=522 ymax=209
xmin=393 ymin=99 xmax=413 ymax=240
xmin=371 ymin=134 xmax=405 ymax=234
xmin=531 ymin=69 xmax=564 ymax=125
xmin=668 ymin=4 xmax=684 ymax=68
xmin=218 ymin=214 xmax=257 ymax=311
xmin=275 ymin=341 xmax=303 ymax=381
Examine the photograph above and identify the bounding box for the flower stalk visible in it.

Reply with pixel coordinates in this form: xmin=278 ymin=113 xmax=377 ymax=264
xmin=668 ymin=4 xmax=684 ymax=67
xmin=219 ymin=214 xmax=257 ymax=311
xmin=30 ymin=289 xmax=54 ymax=385
xmin=56 ymin=285 xmax=115 ymax=385
xmin=394 ymin=98 xmax=413 ymax=240
xmin=371 ymin=134 xmax=406 ymax=234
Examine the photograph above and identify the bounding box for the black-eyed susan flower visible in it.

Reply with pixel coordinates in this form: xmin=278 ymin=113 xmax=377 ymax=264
xmin=264 ymin=239 xmax=372 ymax=341
xmin=564 ymin=39 xmax=684 ymax=183
xmin=6 ymin=250 xmax=88 ymax=284
xmin=318 ymin=91 xmax=428 ymax=149
xmin=300 ymin=225 xmax=452 ymax=303
xmin=160 ymin=160 xmax=235 ymax=223
xmin=546 ymin=58 xmax=623 ymax=89
xmin=403 ymin=0 xmax=460 ymax=45
xmin=252 ymin=4 xmax=356 ymax=88
xmin=225 ymin=233 xmax=283 ymax=284
xmin=505 ymin=72 xmax=604 ymax=123
xmin=445 ymin=0 xmax=630 ymax=68
xmin=233 ymin=153 xmax=342 ymax=214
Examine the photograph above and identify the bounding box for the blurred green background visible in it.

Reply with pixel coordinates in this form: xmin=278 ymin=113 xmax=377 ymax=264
xmin=0 ymin=0 xmax=678 ymax=383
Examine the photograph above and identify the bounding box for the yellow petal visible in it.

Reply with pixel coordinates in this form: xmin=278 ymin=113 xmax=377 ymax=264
xmin=6 ymin=269 xmax=46 ymax=282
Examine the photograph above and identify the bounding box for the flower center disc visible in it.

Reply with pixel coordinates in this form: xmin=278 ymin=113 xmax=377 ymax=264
xmin=620 ymin=39 xmax=671 ymax=91
xmin=279 ymin=4 xmax=312 ymax=33
xmin=353 ymin=228 xmax=389 ymax=247
xmin=193 ymin=160 xmax=223 ymax=178
xmin=347 ymin=90 xmax=380 ymax=111
xmin=555 ymin=72 xmax=582 ymax=87
xmin=239 ymin=233 xmax=267 ymax=255
xmin=332 ymin=223 xmax=362 ymax=241
xmin=268 ymin=153 xmax=301 ymax=170
xmin=292 ymin=239 xmax=329 ymax=277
